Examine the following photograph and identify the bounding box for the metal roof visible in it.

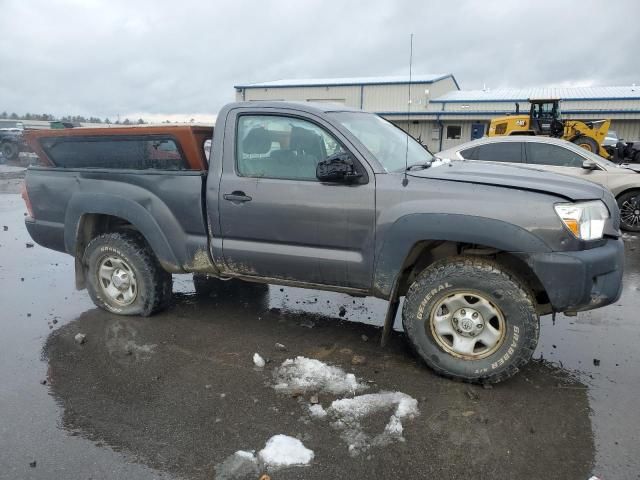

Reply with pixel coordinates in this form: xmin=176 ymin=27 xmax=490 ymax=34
xmin=432 ymin=86 xmax=640 ymax=103
xmin=235 ymin=74 xmax=458 ymax=89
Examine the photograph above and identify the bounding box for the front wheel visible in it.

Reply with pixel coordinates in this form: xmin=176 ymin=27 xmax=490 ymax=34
xmin=84 ymin=233 xmax=173 ymax=316
xmin=402 ymin=256 xmax=539 ymax=384
xmin=617 ymin=190 xmax=640 ymax=232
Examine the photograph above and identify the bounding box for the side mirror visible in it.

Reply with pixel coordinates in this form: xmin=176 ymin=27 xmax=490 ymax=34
xmin=582 ymin=160 xmax=598 ymax=171
xmin=316 ymin=153 xmax=362 ymax=183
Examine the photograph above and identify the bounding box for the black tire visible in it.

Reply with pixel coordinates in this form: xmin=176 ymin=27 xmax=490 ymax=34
xmin=84 ymin=232 xmax=172 ymax=316
xmin=572 ymin=136 xmax=599 ymax=155
xmin=1 ymin=142 xmax=19 ymax=161
xmin=402 ymin=256 xmax=539 ymax=384
xmin=634 ymin=151 xmax=640 ymax=164
xmin=617 ymin=190 xmax=640 ymax=232
xmin=193 ymin=274 xmax=268 ymax=296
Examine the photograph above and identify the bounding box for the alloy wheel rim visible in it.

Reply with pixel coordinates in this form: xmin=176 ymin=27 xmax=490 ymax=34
xmin=429 ymin=291 xmax=506 ymax=359
xmin=620 ymin=196 xmax=640 ymax=228
xmin=97 ymin=255 xmax=138 ymax=306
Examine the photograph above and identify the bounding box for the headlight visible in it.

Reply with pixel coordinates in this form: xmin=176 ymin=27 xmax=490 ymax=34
xmin=554 ymin=201 xmax=609 ymax=240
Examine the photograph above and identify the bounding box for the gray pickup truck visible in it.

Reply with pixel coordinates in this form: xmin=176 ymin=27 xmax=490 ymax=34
xmin=23 ymin=102 xmax=624 ymax=383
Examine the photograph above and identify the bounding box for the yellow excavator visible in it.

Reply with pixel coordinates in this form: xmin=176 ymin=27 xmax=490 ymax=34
xmin=488 ymin=99 xmax=611 ymax=158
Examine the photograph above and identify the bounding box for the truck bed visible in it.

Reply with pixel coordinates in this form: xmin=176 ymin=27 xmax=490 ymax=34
xmin=23 ymin=124 xmax=214 ymax=273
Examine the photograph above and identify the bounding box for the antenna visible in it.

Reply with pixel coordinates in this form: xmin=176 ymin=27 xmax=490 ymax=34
xmin=402 ymin=33 xmax=413 ymax=187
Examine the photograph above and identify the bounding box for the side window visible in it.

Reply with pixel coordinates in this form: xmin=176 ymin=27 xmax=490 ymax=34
xmin=40 ymin=136 xmax=188 ymax=170
xmin=474 ymin=142 xmax=522 ymax=163
xmin=236 ymin=115 xmax=345 ymax=180
xmin=459 ymin=146 xmax=478 ymax=160
xmin=526 ymin=142 xmax=584 ymax=167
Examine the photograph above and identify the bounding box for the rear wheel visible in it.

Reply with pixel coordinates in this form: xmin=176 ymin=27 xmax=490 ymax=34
xmin=572 ymin=136 xmax=599 ymax=154
xmin=1 ymin=142 xmax=19 ymax=161
xmin=617 ymin=190 xmax=640 ymax=232
xmin=84 ymin=233 xmax=172 ymax=316
xmin=402 ymin=256 xmax=539 ymax=384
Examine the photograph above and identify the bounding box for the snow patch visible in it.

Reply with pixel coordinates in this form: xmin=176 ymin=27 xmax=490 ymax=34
xmin=308 ymin=403 xmax=327 ymax=418
xmin=258 ymin=434 xmax=314 ymax=468
xmin=234 ymin=450 xmax=255 ymax=460
xmin=327 ymin=392 xmax=419 ymax=455
xmin=213 ymin=450 xmax=259 ymax=480
xmin=430 ymin=157 xmax=451 ymax=168
xmin=273 ymin=356 xmax=366 ymax=395
xmin=215 ymin=436 xmax=313 ymax=478
xmin=253 ymin=353 xmax=265 ymax=368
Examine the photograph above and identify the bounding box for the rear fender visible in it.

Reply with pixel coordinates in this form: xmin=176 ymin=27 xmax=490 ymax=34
xmin=64 ymin=193 xmax=181 ymax=271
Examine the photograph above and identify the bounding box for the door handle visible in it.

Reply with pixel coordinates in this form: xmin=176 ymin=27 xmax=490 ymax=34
xmin=223 ymin=191 xmax=252 ymax=203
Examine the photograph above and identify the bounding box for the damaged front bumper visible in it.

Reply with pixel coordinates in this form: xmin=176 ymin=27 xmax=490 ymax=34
xmin=517 ymin=238 xmax=624 ymax=313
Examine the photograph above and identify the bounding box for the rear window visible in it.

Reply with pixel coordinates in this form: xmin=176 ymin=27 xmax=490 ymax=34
xmin=460 ymin=142 xmax=522 ymax=163
xmin=39 ymin=136 xmax=189 ymax=170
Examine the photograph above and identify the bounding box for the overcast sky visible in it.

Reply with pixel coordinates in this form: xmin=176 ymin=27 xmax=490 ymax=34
xmin=1 ymin=0 xmax=638 ymax=121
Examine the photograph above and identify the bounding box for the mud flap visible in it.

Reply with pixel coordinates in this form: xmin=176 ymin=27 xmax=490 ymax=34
xmin=380 ymin=279 xmax=401 ymax=347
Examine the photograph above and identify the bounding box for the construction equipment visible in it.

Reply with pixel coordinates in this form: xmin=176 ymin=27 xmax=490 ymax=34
xmin=488 ymin=99 xmax=611 ymax=158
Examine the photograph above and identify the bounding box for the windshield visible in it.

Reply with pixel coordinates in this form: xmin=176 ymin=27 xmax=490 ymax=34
xmin=329 ymin=112 xmax=432 ymax=172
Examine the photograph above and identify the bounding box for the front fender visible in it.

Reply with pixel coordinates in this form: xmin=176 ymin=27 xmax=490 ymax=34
xmin=373 ymin=213 xmax=553 ymax=298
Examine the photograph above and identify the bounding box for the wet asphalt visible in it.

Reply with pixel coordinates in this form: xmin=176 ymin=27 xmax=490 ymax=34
xmin=0 ymin=190 xmax=638 ymax=480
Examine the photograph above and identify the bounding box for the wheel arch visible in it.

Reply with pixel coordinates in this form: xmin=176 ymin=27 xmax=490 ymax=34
xmin=614 ymin=187 xmax=640 ymax=201
xmin=373 ymin=214 xmax=552 ymax=308
xmin=66 ymin=194 xmax=182 ymax=289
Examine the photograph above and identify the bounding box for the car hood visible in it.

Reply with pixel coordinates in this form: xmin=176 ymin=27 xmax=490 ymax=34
xmin=620 ymin=163 xmax=640 ymax=173
xmin=408 ymin=160 xmax=606 ymax=201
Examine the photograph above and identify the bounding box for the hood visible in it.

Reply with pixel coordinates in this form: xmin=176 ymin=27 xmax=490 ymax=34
xmin=620 ymin=163 xmax=640 ymax=173
xmin=409 ymin=160 xmax=606 ymax=201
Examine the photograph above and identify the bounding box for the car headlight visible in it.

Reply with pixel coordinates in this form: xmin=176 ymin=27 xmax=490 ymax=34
xmin=554 ymin=201 xmax=609 ymax=240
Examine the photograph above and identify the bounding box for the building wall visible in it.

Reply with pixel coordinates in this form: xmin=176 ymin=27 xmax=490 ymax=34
xmin=389 ymin=119 xmax=487 ymax=152
xmin=610 ymin=120 xmax=640 ymax=141
xmin=238 ymin=85 xmax=362 ymax=107
xmin=364 ymin=77 xmax=458 ymax=113
xmin=391 ymin=118 xmax=640 ymax=153
xmin=234 ymin=80 xmax=640 ymax=153
xmin=236 ymin=76 xmax=459 ymax=111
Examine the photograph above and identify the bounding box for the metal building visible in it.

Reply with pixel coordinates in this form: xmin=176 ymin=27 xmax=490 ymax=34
xmin=234 ymin=76 xmax=640 ymax=152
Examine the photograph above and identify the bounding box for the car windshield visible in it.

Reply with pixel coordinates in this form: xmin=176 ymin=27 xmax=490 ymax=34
xmin=329 ymin=112 xmax=432 ymax=172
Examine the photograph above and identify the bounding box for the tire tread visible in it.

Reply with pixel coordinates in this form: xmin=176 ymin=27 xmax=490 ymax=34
xmin=402 ymin=255 xmax=539 ymax=384
xmin=84 ymin=232 xmax=172 ymax=316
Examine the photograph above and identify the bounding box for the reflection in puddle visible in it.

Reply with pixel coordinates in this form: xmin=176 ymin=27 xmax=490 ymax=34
xmin=45 ymin=283 xmax=595 ymax=480
xmin=177 ymin=256 xmax=640 ymax=479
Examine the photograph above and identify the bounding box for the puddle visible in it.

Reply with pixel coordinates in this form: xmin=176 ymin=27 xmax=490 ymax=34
xmin=2 ymin=191 xmax=637 ymax=478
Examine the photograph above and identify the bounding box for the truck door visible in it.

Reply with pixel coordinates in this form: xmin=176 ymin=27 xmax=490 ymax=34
xmin=209 ymin=109 xmax=375 ymax=291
